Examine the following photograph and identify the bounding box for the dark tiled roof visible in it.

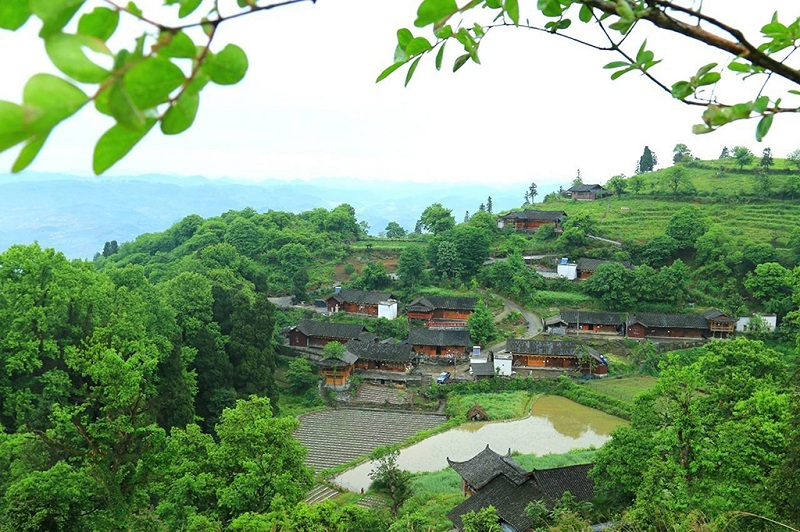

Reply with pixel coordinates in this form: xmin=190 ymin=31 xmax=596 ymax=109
xmin=559 ymin=310 xmax=625 ymax=326
xmin=499 ymin=209 xmax=566 ymax=221
xmin=408 ymin=328 xmax=472 ymax=347
xmin=295 ymin=320 xmax=365 ymax=340
xmin=627 ymin=312 xmax=709 ymax=329
xmin=506 ymin=339 xmax=605 ymax=365
xmin=568 ymin=184 xmax=604 ymax=193
xmin=532 ymin=463 xmax=595 ymax=505
xmin=345 ymin=340 xmax=416 ymax=363
xmin=407 ymin=296 xmax=477 ymax=312
xmin=313 ymin=350 xmax=359 ymax=368
xmin=703 ymin=308 xmax=736 ymax=322
xmin=544 ymin=315 xmax=567 ymax=326
xmin=471 ymin=361 xmax=495 ymax=376
xmin=328 ymin=288 xmax=396 ymax=305
xmin=448 ymin=475 xmax=541 ymax=532
xmin=576 ymin=257 xmax=634 ymax=272
xmin=447 ymin=445 xmax=528 ymax=489
xmin=447 ymin=462 xmax=596 ymax=531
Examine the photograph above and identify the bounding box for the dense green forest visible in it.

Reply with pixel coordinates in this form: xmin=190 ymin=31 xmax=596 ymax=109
xmin=1 ymin=158 xmax=800 ymax=530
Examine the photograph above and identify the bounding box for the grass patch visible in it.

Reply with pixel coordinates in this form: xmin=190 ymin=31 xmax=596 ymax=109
xmin=584 ymin=375 xmax=657 ymax=403
xmin=445 ymin=391 xmax=536 ymax=421
xmin=532 ymin=290 xmax=593 ymax=309
xmin=512 ymin=447 xmax=598 ymax=470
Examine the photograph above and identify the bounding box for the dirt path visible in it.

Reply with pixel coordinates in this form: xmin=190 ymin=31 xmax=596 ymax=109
xmin=488 ymin=294 xmax=542 ymax=352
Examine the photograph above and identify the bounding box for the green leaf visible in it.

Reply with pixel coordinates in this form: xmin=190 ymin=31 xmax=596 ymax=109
xmin=406 ymin=37 xmax=432 ymax=56
xmin=697 ymin=72 xmax=720 ymax=86
xmin=126 ymin=2 xmax=143 ymax=17
xmin=485 ymin=0 xmax=502 ymax=8
xmin=603 ymin=61 xmax=630 ymax=69
xmin=161 ymin=91 xmax=199 ymax=135
xmin=504 ymin=0 xmax=519 ymax=25
xmin=435 ymin=42 xmax=446 ymax=71
xmin=671 ymin=81 xmax=693 ymax=100
xmin=695 ymin=62 xmax=718 ymax=78
xmin=0 ymin=0 xmax=32 ymax=30
xmin=756 ymin=114 xmax=773 ymax=141
xmin=124 ymin=57 xmax=184 ymax=109
xmin=12 ymin=133 xmax=49 ymax=173
xmin=157 ymin=30 xmax=196 ymax=58
xmin=610 ymin=67 xmax=634 ymax=80
xmin=109 ymin=81 xmax=146 ymax=131
xmin=434 ymin=24 xmax=453 ymax=39
xmin=77 ymin=7 xmax=119 ymax=41
xmin=397 ymin=28 xmax=414 ymax=49
xmin=537 ymin=0 xmax=562 ymax=17
xmin=788 ymin=89 xmax=800 ymax=95
xmin=692 ymin=123 xmax=714 ymax=134
xmin=578 ymin=4 xmax=593 ymax=23
xmin=405 ymin=57 xmax=422 ymax=87
xmin=753 ymin=95 xmax=770 ymax=113
xmin=414 ymin=0 xmax=457 ymax=28
xmin=176 ymin=0 xmax=203 ymax=18
xmin=22 ymin=74 xmax=89 ymax=131
xmin=45 ymin=32 xmax=111 ymax=83
xmin=615 ymin=0 xmax=634 ymax=20
xmin=30 ymin=0 xmax=85 ymax=37
xmin=376 ymin=61 xmax=407 ymax=82
xmin=205 ymin=44 xmax=248 ymax=85
xmin=728 ymin=62 xmax=751 ymax=73
xmin=453 ymin=53 xmax=470 ymax=72
xmin=93 ymin=120 xmax=155 ymax=174
xmin=0 ymin=101 xmax=34 ymax=152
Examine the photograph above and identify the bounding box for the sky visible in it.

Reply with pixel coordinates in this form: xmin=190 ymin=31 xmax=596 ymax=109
xmin=0 ymin=0 xmax=798 ymax=187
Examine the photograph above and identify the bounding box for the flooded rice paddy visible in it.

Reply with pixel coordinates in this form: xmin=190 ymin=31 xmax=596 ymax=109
xmin=333 ymin=395 xmax=626 ymax=492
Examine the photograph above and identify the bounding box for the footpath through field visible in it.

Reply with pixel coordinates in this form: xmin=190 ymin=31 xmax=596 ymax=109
xmin=488 ymin=294 xmax=543 ymax=352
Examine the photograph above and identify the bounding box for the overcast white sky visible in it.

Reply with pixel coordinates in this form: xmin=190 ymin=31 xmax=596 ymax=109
xmin=0 ymin=0 xmax=798 ymax=187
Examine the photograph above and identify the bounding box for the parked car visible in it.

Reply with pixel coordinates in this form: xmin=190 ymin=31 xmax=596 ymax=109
xmin=436 ymin=371 xmax=451 ymax=384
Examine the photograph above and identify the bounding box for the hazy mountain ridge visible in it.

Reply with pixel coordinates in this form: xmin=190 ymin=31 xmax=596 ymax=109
xmin=0 ymin=173 xmax=549 ymax=258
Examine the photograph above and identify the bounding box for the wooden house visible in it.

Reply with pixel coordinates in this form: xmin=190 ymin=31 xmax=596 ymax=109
xmin=326 ymin=288 xmax=398 ymax=320
xmin=447 ymin=446 xmax=595 ymax=531
xmin=704 ymin=308 xmax=737 ymax=338
xmin=314 ymin=349 xmax=358 ymax=390
xmin=406 ymin=296 xmax=476 ymax=327
xmin=554 ymin=310 xmax=626 ymax=334
xmin=496 ymin=210 xmax=567 ymax=233
xmin=347 ymin=340 xmax=417 ymax=373
xmin=567 ymin=183 xmax=608 ymax=200
xmin=626 ymin=309 xmax=735 ymax=339
xmin=575 ymin=257 xmax=634 ymax=279
xmin=505 ymin=339 xmax=608 ymax=375
xmin=407 ymin=328 xmax=472 ymax=358
xmin=286 ymin=320 xmax=365 ymax=348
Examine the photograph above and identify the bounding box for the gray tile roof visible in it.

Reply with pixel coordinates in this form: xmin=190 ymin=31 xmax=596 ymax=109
xmin=407 ymin=296 xmax=477 ymax=312
xmin=345 ymin=340 xmax=416 ymax=363
xmin=568 ymin=183 xmax=605 ymax=193
xmin=408 ymin=328 xmax=472 ymax=347
xmin=295 ymin=320 xmax=365 ymax=340
xmin=499 ymin=209 xmax=566 ymax=221
xmin=314 ymin=350 xmax=359 ymax=368
xmin=559 ymin=310 xmax=625 ymax=326
xmin=447 ymin=445 xmax=528 ymax=490
xmin=328 ymin=288 xmax=396 ymax=305
xmin=447 ymin=456 xmax=596 ymax=532
xmin=471 ymin=361 xmax=495 ymax=376
xmin=627 ymin=312 xmax=709 ymax=329
xmin=506 ymin=339 xmax=605 ymax=365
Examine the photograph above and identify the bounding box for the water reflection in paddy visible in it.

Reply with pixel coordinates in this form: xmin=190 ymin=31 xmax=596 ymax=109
xmin=333 ymin=395 xmax=626 ymax=492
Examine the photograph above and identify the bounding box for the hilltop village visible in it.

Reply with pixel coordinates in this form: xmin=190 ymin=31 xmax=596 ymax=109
xmin=2 ymin=151 xmax=800 ymax=530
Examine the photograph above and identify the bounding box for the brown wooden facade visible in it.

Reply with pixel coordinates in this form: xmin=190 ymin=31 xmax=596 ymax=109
xmin=327 ymin=299 xmax=379 ymax=316
xmin=288 ymin=330 xmax=346 ymax=348
xmin=626 ymin=322 xmax=704 ymax=339
xmin=412 ymin=344 xmax=469 ymax=358
xmin=353 ymin=359 xmax=408 ymax=372
xmin=320 ymin=364 xmax=354 ymax=389
xmin=512 ymin=354 xmax=608 ymax=375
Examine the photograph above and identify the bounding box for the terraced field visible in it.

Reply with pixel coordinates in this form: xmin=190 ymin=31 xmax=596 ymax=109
xmin=556 ymin=198 xmax=800 ymax=244
xmin=295 ymin=408 xmax=447 ymax=472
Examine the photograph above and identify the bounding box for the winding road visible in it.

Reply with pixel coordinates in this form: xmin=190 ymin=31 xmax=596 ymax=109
xmin=488 ymin=294 xmax=543 ymax=352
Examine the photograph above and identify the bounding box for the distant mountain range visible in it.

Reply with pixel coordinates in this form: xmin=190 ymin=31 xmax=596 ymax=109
xmin=0 ymin=173 xmax=556 ymax=259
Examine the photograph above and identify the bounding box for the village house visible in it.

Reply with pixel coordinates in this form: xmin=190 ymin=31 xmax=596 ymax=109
xmin=547 ymin=310 xmax=626 ymax=335
xmin=285 ymin=320 xmax=366 ymax=348
xmin=406 ymin=295 xmax=476 ymax=327
xmin=407 ymin=328 xmax=472 ymax=359
xmin=496 ymin=209 xmax=567 ymax=233
xmin=447 ymin=446 xmax=595 ymax=531
xmin=314 ymin=349 xmax=358 ymax=391
xmin=625 ymin=309 xmax=735 ymax=339
xmin=566 ymin=183 xmax=608 ymax=200
xmin=575 ymin=257 xmax=633 ymax=279
xmin=326 ymin=288 xmax=398 ymax=320
xmin=505 ymin=339 xmax=608 ymax=375
xmin=347 ymin=339 xmax=417 ymax=373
